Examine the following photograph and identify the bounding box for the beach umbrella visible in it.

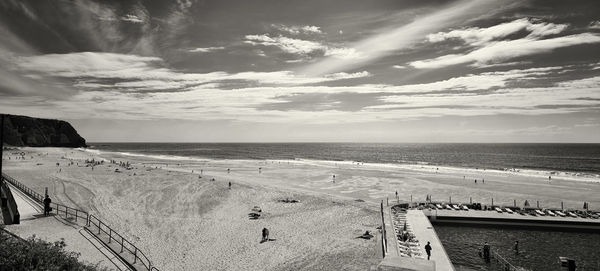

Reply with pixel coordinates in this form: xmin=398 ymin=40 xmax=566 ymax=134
xmin=524 ymin=200 xmax=530 ymax=207
xmin=583 ymin=202 xmax=588 ymax=210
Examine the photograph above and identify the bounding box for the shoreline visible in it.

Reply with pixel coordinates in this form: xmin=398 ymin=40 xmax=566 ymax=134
xmin=79 ymin=146 xmax=600 ymax=184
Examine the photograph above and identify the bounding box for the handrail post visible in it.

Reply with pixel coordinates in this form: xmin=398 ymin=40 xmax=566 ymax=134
xmin=120 ymin=237 xmax=124 ymax=253
xmin=134 ymin=247 xmax=138 ymax=263
xmin=75 ymin=209 xmax=78 ymax=221
xmin=109 ymin=229 xmax=112 ymax=243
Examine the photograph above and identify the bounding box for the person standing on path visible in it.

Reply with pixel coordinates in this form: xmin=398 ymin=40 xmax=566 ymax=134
xmin=514 ymin=240 xmax=519 ymax=254
xmin=228 ymin=181 xmax=232 ymax=189
xmin=425 ymin=241 xmax=432 ymax=260
xmin=43 ymin=195 xmax=52 ymax=216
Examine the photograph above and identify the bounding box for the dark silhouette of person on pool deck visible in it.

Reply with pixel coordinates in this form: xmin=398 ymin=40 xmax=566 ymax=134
xmin=425 ymin=241 xmax=432 ymax=260
xmin=43 ymin=195 xmax=52 ymax=216
xmin=262 ymin=228 xmax=269 ymax=243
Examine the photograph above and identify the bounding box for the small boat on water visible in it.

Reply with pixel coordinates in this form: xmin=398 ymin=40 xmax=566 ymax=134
xmin=535 ymin=209 xmax=546 ymax=216
xmin=505 ymin=208 xmax=514 ymax=214
xmin=494 ymin=207 xmax=503 ymax=213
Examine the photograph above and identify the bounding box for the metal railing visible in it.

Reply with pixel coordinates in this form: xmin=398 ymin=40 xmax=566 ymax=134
xmin=380 ymin=201 xmax=388 ymax=258
xmin=88 ymin=214 xmax=154 ymax=270
xmin=491 ymin=249 xmax=529 ymax=271
xmin=1 ymin=173 xmax=158 ymax=271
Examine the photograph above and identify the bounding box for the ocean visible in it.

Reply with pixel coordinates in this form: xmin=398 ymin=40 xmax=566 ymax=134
xmin=89 ymin=143 xmax=600 ymax=176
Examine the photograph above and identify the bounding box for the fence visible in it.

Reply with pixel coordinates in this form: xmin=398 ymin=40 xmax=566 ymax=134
xmin=88 ymin=215 xmax=154 ymax=270
xmin=1 ymin=181 xmax=20 ymax=224
xmin=1 ymin=173 xmax=158 ymax=271
xmin=380 ymin=201 xmax=388 ymax=258
xmin=490 ymin=249 xmax=529 ymax=271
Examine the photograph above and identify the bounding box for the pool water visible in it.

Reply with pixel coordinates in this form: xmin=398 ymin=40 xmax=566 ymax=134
xmin=435 ymin=225 xmax=600 ymax=271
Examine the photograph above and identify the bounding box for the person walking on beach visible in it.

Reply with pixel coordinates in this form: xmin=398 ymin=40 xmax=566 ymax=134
xmin=513 ymin=240 xmax=519 ymax=254
xmin=262 ymin=228 xmax=269 ymax=242
xmin=43 ymin=195 xmax=52 ymax=216
xmin=228 ymin=181 xmax=232 ymax=189
xmin=425 ymin=241 xmax=432 ymax=260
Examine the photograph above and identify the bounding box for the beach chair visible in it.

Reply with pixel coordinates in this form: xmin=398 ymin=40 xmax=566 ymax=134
xmin=546 ymin=210 xmax=556 ymax=216
xmin=452 ymin=204 xmax=460 ymax=210
xmin=494 ymin=207 xmax=503 ymax=213
xmin=555 ymin=210 xmax=566 ymax=217
xmin=435 ymin=204 xmax=443 ymax=209
xmin=462 ymin=205 xmax=469 ymax=211
xmin=535 ymin=209 xmax=545 ymax=216
xmin=444 ymin=204 xmax=452 ymax=210
xmin=505 ymin=208 xmax=514 ymax=214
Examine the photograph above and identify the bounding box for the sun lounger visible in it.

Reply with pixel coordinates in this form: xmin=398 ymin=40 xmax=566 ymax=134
xmin=505 ymin=208 xmax=513 ymax=214
xmin=555 ymin=211 xmax=566 ymax=217
xmin=462 ymin=205 xmax=469 ymax=211
xmin=495 ymin=207 xmax=503 ymax=213
xmin=444 ymin=204 xmax=452 ymax=210
xmin=435 ymin=204 xmax=443 ymax=209
xmin=535 ymin=209 xmax=545 ymax=216
xmin=546 ymin=210 xmax=556 ymax=216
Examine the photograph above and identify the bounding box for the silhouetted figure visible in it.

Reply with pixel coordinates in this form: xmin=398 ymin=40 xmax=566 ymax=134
xmin=514 ymin=241 xmax=519 ymax=254
xmin=228 ymin=182 xmax=232 ymax=189
xmin=262 ymin=228 xmax=269 ymax=242
xmin=482 ymin=242 xmax=490 ymax=261
xmin=43 ymin=195 xmax=52 ymax=216
xmin=425 ymin=241 xmax=432 ymax=260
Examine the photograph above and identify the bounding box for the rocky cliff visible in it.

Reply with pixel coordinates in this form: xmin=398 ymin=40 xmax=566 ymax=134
xmin=1 ymin=114 xmax=87 ymax=147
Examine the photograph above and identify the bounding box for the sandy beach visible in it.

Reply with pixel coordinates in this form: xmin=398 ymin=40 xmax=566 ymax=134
xmin=3 ymin=147 xmax=600 ymax=270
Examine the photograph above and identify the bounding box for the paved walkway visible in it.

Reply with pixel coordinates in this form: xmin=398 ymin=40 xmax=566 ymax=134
xmin=406 ymin=210 xmax=455 ymax=271
xmin=5 ymin=183 xmax=130 ymax=271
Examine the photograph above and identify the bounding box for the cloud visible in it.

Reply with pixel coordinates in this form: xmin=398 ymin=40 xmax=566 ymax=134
xmin=426 ymin=18 xmax=568 ymax=46
xmin=410 ymin=33 xmax=600 ymax=68
xmin=188 ymin=46 xmax=225 ymax=53
xmin=121 ymin=14 xmax=144 ymax=23
xmin=244 ymin=34 xmax=361 ymax=59
xmin=271 ymin=24 xmax=322 ymax=35
xmin=14 ymin=52 xmax=372 ymax=92
xmin=589 ymin=21 xmax=600 ymax=30
xmin=300 ymin=0 xmax=514 ymax=75
xmin=392 ymin=65 xmax=406 ymax=69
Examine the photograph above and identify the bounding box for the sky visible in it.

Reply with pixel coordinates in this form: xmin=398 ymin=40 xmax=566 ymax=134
xmin=1 ymin=0 xmax=599 ymax=142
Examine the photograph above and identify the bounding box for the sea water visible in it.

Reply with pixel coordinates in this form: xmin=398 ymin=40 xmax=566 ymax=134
xmin=89 ymin=143 xmax=600 ymax=176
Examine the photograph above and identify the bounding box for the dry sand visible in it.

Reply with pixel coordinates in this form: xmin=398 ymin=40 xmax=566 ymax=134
xmin=3 ymin=147 xmax=600 ymax=270
xmin=3 ymin=148 xmax=381 ymax=270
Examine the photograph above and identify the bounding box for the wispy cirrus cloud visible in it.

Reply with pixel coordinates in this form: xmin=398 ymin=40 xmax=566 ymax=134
xmin=121 ymin=14 xmax=144 ymax=23
xmin=14 ymin=52 xmax=371 ymax=93
xmin=244 ymin=34 xmax=362 ymax=60
xmin=300 ymin=0 xmax=516 ymax=75
xmin=410 ymin=18 xmax=600 ymax=69
xmin=271 ymin=24 xmax=322 ymax=35
xmin=426 ymin=18 xmax=568 ymax=46
xmin=410 ymin=33 xmax=600 ymax=69
xmin=188 ymin=46 xmax=225 ymax=53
